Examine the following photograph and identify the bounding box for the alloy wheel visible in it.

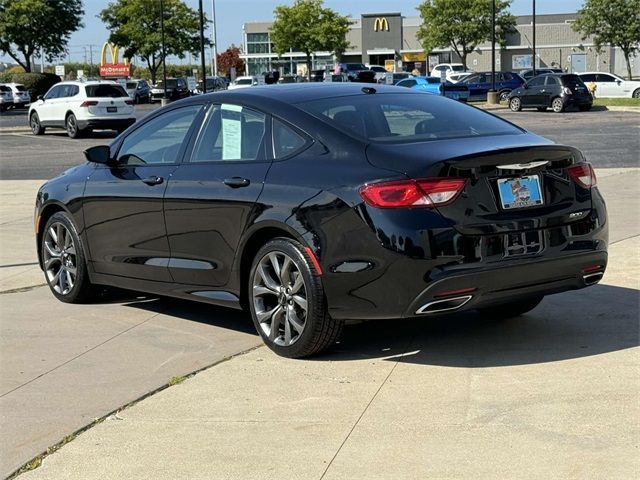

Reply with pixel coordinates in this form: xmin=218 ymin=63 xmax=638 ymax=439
xmin=30 ymin=114 xmax=39 ymax=133
xmin=43 ymin=222 xmax=77 ymax=295
xmin=252 ymin=251 xmax=308 ymax=347
xmin=66 ymin=115 xmax=77 ymax=136
xmin=552 ymin=98 xmax=564 ymax=113
xmin=509 ymin=97 xmax=521 ymax=111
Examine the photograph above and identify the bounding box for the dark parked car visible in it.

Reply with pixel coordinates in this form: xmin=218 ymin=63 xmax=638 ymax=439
xmin=336 ymin=63 xmax=369 ymax=81
xmin=508 ymin=73 xmax=593 ymax=112
xmin=520 ymin=68 xmax=563 ymax=81
xmin=35 ymin=84 xmax=607 ymax=358
xmin=461 ymin=71 xmax=525 ymax=101
xmin=150 ymin=77 xmax=190 ymax=102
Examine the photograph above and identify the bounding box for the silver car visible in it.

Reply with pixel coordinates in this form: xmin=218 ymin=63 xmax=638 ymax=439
xmin=2 ymin=83 xmax=30 ymax=108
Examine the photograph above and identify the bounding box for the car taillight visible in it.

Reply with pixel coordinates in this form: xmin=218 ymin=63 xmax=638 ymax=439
xmin=359 ymin=178 xmax=466 ymax=208
xmin=567 ymin=163 xmax=597 ymax=189
xmin=80 ymin=101 xmax=98 ymax=107
xmin=563 ymin=86 xmax=573 ymax=95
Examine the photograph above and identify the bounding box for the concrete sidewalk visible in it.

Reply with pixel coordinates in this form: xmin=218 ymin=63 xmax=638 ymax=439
xmin=18 ymin=235 xmax=640 ymax=480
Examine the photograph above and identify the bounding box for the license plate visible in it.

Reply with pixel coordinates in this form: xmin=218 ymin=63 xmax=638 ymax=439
xmin=107 ymin=106 xmax=117 ymax=113
xmin=497 ymin=175 xmax=543 ymax=209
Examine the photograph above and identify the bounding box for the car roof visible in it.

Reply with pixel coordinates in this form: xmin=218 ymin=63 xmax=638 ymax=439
xmin=55 ymin=80 xmax=117 ymax=86
xmin=578 ymin=71 xmax=618 ymax=75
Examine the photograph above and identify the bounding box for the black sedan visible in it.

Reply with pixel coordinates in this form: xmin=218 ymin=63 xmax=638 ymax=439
xmin=35 ymin=84 xmax=608 ymax=358
xmin=508 ymin=73 xmax=593 ymax=113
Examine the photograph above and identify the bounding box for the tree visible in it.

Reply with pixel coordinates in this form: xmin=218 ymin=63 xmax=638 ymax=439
xmin=416 ymin=0 xmax=516 ymax=71
xmin=0 ymin=0 xmax=84 ymax=72
xmin=217 ymin=46 xmax=245 ymax=76
xmin=573 ymin=0 xmax=640 ymax=80
xmin=100 ymin=0 xmax=205 ymax=84
xmin=271 ymin=0 xmax=351 ymax=80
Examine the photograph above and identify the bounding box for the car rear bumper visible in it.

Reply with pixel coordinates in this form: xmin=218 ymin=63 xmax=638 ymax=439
xmin=77 ymin=118 xmax=135 ymax=130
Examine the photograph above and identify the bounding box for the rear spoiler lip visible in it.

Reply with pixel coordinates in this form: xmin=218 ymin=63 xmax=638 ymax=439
xmin=440 ymin=144 xmax=584 ymax=170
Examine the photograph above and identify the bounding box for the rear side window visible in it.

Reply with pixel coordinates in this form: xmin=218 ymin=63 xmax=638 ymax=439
xmin=191 ymin=104 xmax=267 ymax=162
xmin=298 ymin=93 xmax=522 ymax=143
xmin=580 ymin=74 xmax=596 ymax=82
xmin=397 ymin=79 xmax=417 ymax=88
xmin=273 ymin=119 xmax=307 ymax=158
xmin=85 ymin=84 xmax=128 ymax=98
xmin=451 ymin=65 xmax=464 ymax=72
xmin=545 ymin=76 xmax=560 ymax=86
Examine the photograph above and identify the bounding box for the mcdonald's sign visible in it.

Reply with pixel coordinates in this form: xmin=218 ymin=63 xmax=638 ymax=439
xmin=373 ymin=17 xmax=389 ymax=32
xmin=99 ymin=42 xmax=131 ymax=77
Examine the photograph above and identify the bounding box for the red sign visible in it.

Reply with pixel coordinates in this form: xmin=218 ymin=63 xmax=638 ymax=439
xmin=99 ymin=63 xmax=131 ymax=77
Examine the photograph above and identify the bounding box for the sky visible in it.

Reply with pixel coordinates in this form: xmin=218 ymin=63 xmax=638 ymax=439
xmin=3 ymin=0 xmax=585 ymax=65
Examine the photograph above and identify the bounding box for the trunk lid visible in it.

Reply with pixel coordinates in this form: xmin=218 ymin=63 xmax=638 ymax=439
xmin=365 ymin=133 xmax=592 ymax=234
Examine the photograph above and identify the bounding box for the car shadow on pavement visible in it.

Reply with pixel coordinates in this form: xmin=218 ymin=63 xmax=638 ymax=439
xmin=101 ymin=288 xmax=258 ymax=336
xmin=320 ymin=283 xmax=639 ymax=367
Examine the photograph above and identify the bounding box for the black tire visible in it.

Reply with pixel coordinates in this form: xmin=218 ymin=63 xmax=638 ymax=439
xmin=509 ymin=97 xmax=522 ymax=112
xmin=551 ymin=97 xmax=564 ymax=113
xmin=633 ymin=88 xmax=640 ymax=99
xmin=30 ymin=112 xmax=45 ymax=135
xmin=477 ymin=296 xmax=543 ymax=320
xmin=41 ymin=212 xmax=98 ymax=303
xmin=65 ymin=113 xmax=83 ymax=138
xmin=536 ymin=107 xmax=547 ymax=112
xmin=248 ymin=238 xmax=343 ymax=358
xmin=579 ymin=105 xmax=592 ymax=111
xmin=499 ymin=90 xmax=511 ymax=101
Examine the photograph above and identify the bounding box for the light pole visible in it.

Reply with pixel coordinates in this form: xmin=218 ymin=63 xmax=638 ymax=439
xmin=488 ymin=0 xmax=499 ymax=104
xmin=211 ymin=0 xmax=218 ymax=77
xmin=160 ymin=0 xmax=168 ymax=103
xmin=198 ymin=0 xmax=207 ymax=93
xmin=532 ymin=0 xmax=536 ymax=76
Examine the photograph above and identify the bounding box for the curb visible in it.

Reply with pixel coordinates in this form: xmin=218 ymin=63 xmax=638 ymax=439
xmin=603 ymin=106 xmax=640 ymax=113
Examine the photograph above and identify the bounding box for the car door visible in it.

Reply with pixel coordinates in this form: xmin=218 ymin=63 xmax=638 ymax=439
xmin=541 ymin=76 xmax=561 ymax=105
xmin=163 ymin=103 xmax=272 ymax=287
xmin=520 ymin=76 xmax=545 ymax=106
xmin=53 ymin=84 xmax=79 ymax=121
xmin=595 ymin=73 xmax=622 ymax=97
xmin=37 ymin=85 xmax=63 ymax=123
xmin=82 ymin=104 xmax=203 ymax=281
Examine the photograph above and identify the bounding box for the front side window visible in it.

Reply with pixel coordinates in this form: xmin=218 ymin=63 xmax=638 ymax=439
xmin=44 ymin=85 xmax=62 ymax=100
xmin=298 ymin=93 xmax=522 ymax=143
xmin=528 ymin=76 xmax=546 ymax=87
xmin=580 ymin=74 xmax=596 ymax=82
xmin=191 ymin=104 xmax=267 ymax=162
xmin=117 ymin=105 xmax=201 ymax=165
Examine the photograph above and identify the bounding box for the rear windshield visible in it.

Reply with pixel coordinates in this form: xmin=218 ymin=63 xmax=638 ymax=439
xmin=126 ymin=82 xmax=137 ymax=89
xmin=0 ymin=86 xmax=11 ymax=92
xmin=297 ymin=93 xmax=522 ymax=143
xmin=235 ymin=78 xmax=253 ymax=85
xmin=15 ymin=85 xmax=27 ymax=91
xmin=561 ymin=74 xmax=587 ymax=88
xmin=85 ymin=84 xmax=128 ymax=97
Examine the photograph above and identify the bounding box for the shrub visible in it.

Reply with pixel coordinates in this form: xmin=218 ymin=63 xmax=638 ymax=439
xmin=2 ymin=73 xmax=60 ymax=101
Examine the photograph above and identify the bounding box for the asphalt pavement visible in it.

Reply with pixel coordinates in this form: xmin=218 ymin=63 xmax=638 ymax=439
xmin=0 ymin=104 xmax=638 ymax=479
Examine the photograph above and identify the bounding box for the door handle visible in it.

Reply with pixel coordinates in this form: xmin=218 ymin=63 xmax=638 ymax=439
xmin=540 ymin=89 xmax=546 ymax=93
xmin=142 ymin=175 xmax=164 ymax=186
xmin=223 ymin=177 xmax=250 ymax=188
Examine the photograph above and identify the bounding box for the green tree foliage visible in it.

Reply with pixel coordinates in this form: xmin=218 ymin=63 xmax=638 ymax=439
xmin=100 ymin=0 xmax=205 ymax=84
xmin=573 ymin=0 xmax=640 ymax=80
xmin=416 ymin=0 xmax=516 ymax=70
xmin=216 ymin=46 xmax=245 ymax=76
xmin=0 ymin=0 xmax=84 ymax=72
xmin=271 ymin=0 xmax=351 ymax=80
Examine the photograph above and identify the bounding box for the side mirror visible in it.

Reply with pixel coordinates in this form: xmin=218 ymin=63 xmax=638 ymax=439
xmin=84 ymin=145 xmax=112 ymax=164
xmin=616 ymin=80 xmax=622 ymax=85
xmin=37 ymin=95 xmax=44 ymax=101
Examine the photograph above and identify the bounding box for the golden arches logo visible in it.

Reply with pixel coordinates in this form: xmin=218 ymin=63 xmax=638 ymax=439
xmin=373 ymin=17 xmax=389 ymax=32
xmin=100 ymin=42 xmax=129 ymax=66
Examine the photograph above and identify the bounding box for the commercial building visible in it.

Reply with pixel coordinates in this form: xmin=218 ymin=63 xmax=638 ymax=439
xmin=241 ymin=12 xmax=637 ymax=77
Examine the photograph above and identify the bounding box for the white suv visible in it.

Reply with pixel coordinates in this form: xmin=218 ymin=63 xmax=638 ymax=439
xmin=0 ymin=85 xmax=13 ymax=111
xmin=2 ymin=83 xmax=31 ymax=108
xmin=28 ymin=81 xmax=136 ymax=138
xmin=430 ymin=63 xmax=466 ymax=78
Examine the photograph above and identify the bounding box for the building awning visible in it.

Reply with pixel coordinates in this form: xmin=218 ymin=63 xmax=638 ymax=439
xmin=366 ymin=49 xmax=396 ymax=56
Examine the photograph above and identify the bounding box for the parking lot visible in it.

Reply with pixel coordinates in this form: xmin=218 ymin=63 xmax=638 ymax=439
xmin=1 ymin=105 xmax=639 ymax=478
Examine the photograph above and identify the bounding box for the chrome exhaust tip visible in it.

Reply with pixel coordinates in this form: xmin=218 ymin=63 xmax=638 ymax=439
xmin=583 ymin=272 xmax=603 ymax=286
xmin=416 ymin=295 xmax=473 ymax=315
